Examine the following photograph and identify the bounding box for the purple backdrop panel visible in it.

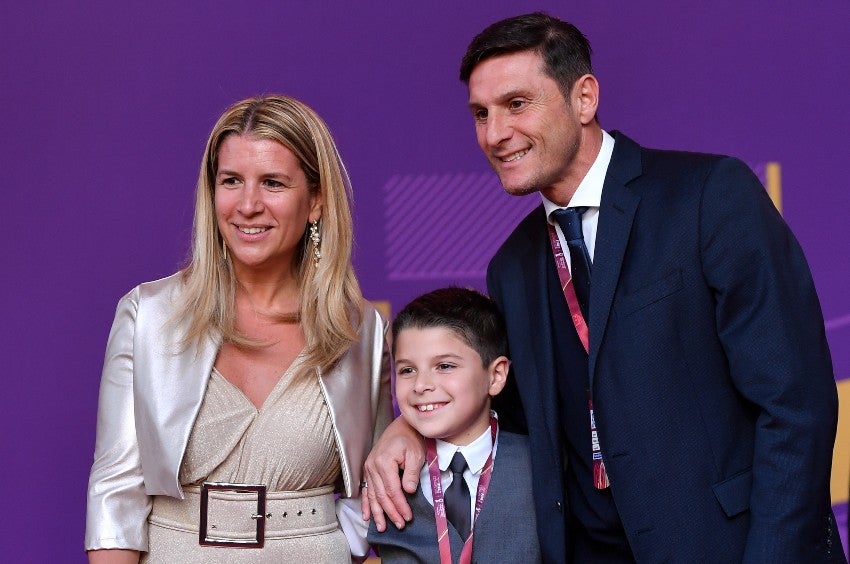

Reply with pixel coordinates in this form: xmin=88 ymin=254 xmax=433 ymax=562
xmin=2 ymin=1 xmax=849 ymax=561
xmin=838 ymin=502 xmax=849 ymax=559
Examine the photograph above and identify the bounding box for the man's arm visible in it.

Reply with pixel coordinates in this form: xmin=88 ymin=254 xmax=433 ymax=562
xmin=361 ymin=416 xmax=425 ymax=531
xmin=486 ymin=261 xmax=528 ymax=436
xmin=700 ymin=157 xmax=838 ymax=560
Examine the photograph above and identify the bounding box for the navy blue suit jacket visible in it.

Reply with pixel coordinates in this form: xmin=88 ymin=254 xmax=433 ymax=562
xmin=367 ymin=431 xmax=541 ymax=563
xmin=487 ymin=131 xmax=843 ymax=563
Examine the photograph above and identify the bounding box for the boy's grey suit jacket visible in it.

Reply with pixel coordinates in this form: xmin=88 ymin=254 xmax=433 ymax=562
xmin=367 ymin=431 xmax=541 ymax=563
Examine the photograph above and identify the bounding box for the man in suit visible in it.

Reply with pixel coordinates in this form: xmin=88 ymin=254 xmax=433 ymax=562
xmin=364 ymin=13 xmax=844 ymax=562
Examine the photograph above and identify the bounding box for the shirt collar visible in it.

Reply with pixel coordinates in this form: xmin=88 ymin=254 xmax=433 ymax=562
xmin=435 ymin=413 xmax=497 ymax=475
xmin=543 ymin=129 xmax=614 ymax=221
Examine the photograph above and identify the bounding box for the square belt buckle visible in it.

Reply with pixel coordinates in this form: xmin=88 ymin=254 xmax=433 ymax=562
xmin=199 ymin=482 xmax=267 ymax=548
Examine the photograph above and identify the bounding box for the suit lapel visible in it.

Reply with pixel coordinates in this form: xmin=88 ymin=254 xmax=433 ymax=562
xmin=588 ymin=132 xmax=643 ymax=389
xmin=133 ymin=280 xmax=219 ymax=495
xmin=317 ymin=312 xmax=373 ymax=498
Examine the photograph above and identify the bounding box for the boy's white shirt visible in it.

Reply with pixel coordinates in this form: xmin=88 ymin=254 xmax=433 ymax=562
xmin=337 ymin=497 xmax=370 ymax=560
xmin=419 ymin=411 xmax=500 ymax=521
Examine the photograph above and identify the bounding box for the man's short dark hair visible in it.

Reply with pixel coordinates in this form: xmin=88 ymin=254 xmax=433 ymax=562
xmin=459 ymin=12 xmax=593 ymax=99
xmin=392 ymin=287 xmax=507 ymax=367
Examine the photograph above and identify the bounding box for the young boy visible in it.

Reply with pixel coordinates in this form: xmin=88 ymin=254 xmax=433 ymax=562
xmin=367 ymin=287 xmax=540 ymax=563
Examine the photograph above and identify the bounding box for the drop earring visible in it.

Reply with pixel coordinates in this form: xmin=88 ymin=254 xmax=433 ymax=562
xmin=309 ymin=220 xmax=321 ymax=265
xmin=222 ymin=240 xmax=228 ymax=262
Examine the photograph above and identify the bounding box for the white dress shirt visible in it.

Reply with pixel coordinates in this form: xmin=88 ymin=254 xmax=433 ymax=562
xmin=542 ymin=129 xmax=615 ymax=267
xmin=419 ymin=419 xmax=499 ymax=521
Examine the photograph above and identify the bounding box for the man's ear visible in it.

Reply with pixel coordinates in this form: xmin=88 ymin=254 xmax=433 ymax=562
xmin=487 ymin=356 xmax=510 ymax=396
xmin=573 ymin=74 xmax=600 ymax=125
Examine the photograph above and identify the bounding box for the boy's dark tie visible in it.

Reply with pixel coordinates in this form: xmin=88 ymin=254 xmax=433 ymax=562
xmin=444 ymin=452 xmax=471 ymax=540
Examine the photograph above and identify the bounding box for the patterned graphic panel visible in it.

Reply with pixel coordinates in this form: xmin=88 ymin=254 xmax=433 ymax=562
xmin=384 ymin=172 xmax=538 ymax=280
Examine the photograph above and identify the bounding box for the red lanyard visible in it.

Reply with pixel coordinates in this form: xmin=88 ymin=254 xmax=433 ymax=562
xmin=547 ymin=223 xmax=610 ymax=489
xmin=425 ymin=417 xmax=497 ymax=564
xmin=547 ymin=224 xmax=589 ymax=351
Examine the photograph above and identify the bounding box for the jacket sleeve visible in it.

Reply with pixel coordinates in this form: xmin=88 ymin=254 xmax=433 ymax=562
xmin=85 ymin=288 xmax=152 ymax=551
xmin=699 ymin=157 xmax=838 ymax=561
xmin=336 ymin=305 xmax=393 ymax=561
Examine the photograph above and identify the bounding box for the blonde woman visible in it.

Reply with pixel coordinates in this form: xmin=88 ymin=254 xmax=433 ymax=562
xmin=85 ymin=95 xmax=391 ymax=563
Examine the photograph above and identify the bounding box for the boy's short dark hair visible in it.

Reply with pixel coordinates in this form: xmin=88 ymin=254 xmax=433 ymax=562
xmin=392 ymin=287 xmax=507 ymax=367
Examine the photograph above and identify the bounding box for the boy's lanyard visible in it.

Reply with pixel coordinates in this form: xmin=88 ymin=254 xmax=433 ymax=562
xmin=547 ymin=223 xmax=610 ymax=489
xmin=424 ymin=416 xmax=497 ymax=564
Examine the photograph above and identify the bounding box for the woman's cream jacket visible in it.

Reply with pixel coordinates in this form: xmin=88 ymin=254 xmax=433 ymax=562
xmin=85 ymin=273 xmax=392 ymax=551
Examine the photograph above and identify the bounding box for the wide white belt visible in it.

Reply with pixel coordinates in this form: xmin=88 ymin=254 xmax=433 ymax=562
xmin=149 ymin=483 xmax=337 ymax=547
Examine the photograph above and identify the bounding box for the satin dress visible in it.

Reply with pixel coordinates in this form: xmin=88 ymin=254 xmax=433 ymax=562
xmin=142 ymin=354 xmax=349 ymax=563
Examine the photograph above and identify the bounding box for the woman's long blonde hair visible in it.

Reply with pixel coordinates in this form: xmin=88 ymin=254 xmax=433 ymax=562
xmin=176 ymin=95 xmax=362 ymax=371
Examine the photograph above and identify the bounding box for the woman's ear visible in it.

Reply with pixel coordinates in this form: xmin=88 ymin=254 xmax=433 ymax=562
xmin=309 ymin=190 xmax=323 ymax=223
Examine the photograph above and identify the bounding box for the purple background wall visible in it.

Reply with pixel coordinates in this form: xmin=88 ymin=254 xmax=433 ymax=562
xmin=3 ymin=2 xmax=848 ymax=560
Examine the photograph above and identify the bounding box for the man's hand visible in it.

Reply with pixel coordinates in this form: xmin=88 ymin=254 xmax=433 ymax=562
xmin=361 ymin=416 xmax=425 ymax=531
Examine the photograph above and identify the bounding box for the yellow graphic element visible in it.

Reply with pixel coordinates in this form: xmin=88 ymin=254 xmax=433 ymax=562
xmin=371 ymin=300 xmax=393 ymax=351
xmin=766 ymin=162 xmax=782 ymax=213
xmin=371 ymin=300 xmax=392 ymax=321
xmin=832 ymin=379 xmax=850 ymax=504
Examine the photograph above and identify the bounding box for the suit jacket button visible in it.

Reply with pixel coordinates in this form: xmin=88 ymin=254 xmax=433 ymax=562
xmin=555 ymin=501 xmax=563 ymax=512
